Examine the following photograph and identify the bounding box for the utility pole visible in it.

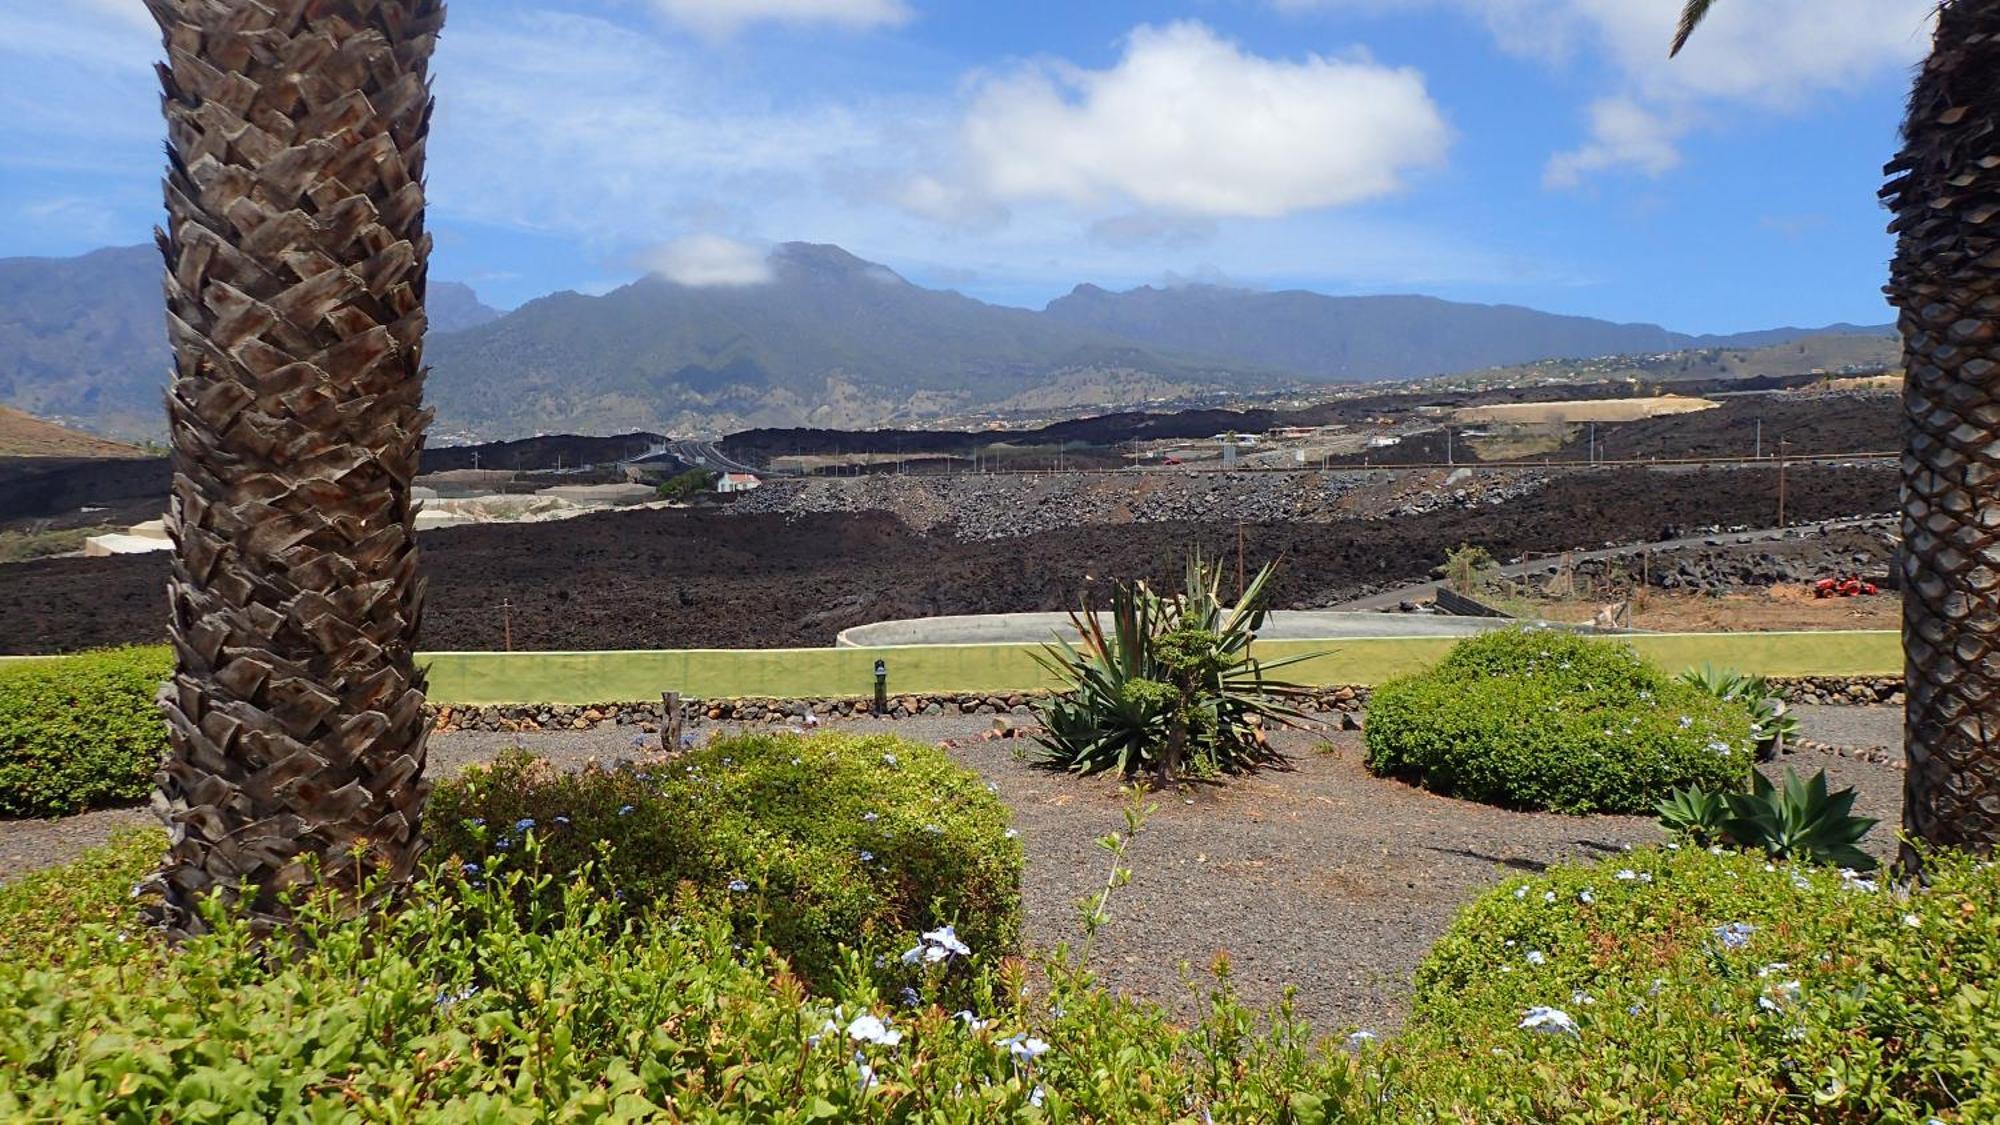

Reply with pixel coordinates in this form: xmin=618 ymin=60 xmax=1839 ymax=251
xmin=1589 ymin=422 xmax=1597 ymax=464
xmin=1777 ymin=438 xmax=1790 ymax=530
xmin=1446 ymin=427 xmax=1454 ymax=466
xmin=500 ymin=598 xmax=513 ymax=653
xmin=1755 ymin=417 xmax=1763 ymax=460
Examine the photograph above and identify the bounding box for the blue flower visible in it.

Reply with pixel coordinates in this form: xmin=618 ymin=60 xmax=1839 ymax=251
xmin=461 ymin=861 xmax=481 ymax=875
xmin=553 ymin=816 xmax=570 ymax=827
xmin=846 ymin=1014 xmax=902 ymax=1046
xmin=1518 ymin=1006 xmax=1579 ymax=1036
xmin=862 ymin=812 xmax=879 ymax=823
xmin=494 ymin=837 xmax=511 ymax=851
xmin=859 ymin=850 xmax=874 ymax=863
xmin=469 ymin=817 xmax=485 ymax=828
xmin=617 ymin=804 xmax=635 ymax=816
xmin=899 ymin=986 xmax=921 ymax=1007
xmin=999 ymin=1033 xmax=1050 ymax=1063
xmin=1716 ymin=921 xmax=1755 ymax=951
xmin=514 ymin=818 xmax=536 ymax=833
xmin=728 ymin=880 xmax=750 ymax=893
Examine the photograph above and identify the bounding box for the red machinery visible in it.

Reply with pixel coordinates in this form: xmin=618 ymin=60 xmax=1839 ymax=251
xmin=1814 ymin=576 xmax=1881 ymax=598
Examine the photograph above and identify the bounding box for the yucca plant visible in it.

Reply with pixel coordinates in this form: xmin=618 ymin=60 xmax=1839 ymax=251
xmin=1032 ymin=555 xmax=1313 ymax=780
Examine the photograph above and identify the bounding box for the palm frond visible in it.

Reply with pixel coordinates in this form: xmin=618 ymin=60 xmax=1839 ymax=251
xmin=1669 ymin=0 xmax=1716 ymax=57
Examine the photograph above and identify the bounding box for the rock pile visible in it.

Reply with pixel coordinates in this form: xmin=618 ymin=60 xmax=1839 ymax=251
xmin=1572 ymin=525 xmax=1898 ymax=595
xmin=731 ymin=469 xmax=1551 ymax=541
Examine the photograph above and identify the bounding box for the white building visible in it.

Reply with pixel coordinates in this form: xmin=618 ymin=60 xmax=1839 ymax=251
xmin=717 ymin=472 xmax=762 ymax=493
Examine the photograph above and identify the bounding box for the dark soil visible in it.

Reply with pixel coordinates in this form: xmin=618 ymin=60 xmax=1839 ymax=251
xmin=1327 ymin=394 xmax=1898 ymax=468
xmin=1547 ymin=394 xmax=1898 ymax=462
xmin=0 ymin=466 xmax=1895 ymax=654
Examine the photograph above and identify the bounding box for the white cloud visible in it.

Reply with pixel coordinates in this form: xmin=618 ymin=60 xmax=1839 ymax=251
xmin=955 ymin=21 xmax=1450 ymax=219
xmin=1277 ymin=0 xmax=1932 ymax=185
xmin=642 ymin=234 xmax=774 ymax=286
xmin=1543 ymin=98 xmax=1681 ymax=189
xmin=647 ymin=0 xmax=912 ymax=37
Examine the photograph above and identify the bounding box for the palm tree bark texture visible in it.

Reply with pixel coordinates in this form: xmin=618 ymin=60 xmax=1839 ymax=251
xmin=1885 ymin=0 xmax=2000 ymax=866
xmin=142 ymin=0 xmax=446 ymax=938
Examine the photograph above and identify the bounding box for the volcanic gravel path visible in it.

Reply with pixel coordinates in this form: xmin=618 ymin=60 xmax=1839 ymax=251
xmin=0 ymin=466 xmax=1895 ymax=654
xmin=0 ymin=708 xmax=1905 ymax=1034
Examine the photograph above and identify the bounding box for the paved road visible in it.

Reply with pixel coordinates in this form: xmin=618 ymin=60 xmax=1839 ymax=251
xmin=1333 ymin=515 xmax=1895 ymax=613
xmin=667 ymin=440 xmax=770 ymax=476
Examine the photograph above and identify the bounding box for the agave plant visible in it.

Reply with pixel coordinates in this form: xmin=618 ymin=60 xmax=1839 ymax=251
xmin=1656 ymin=785 xmax=1730 ymax=846
xmin=1032 ymin=555 xmax=1313 ymax=779
xmin=1723 ymin=769 xmax=1881 ymax=872
xmin=1678 ymin=664 xmax=1798 ymax=759
xmin=1660 ymin=767 xmax=1880 ymax=871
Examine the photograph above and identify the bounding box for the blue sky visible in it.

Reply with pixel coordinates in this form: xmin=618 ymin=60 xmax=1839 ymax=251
xmin=0 ymin=0 xmax=1936 ymax=333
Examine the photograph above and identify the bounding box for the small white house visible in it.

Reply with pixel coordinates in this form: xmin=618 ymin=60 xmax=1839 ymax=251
xmin=717 ymin=472 xmax=763 ymax=493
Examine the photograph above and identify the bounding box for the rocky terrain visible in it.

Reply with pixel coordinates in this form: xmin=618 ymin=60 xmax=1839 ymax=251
xmin=1 ymin=465 xmax=1897 ymax=653
xmin=1563 ymin=523 xmax=1898 ymax=593
xmin=732 ymin=468 xmax=1552 ymax=541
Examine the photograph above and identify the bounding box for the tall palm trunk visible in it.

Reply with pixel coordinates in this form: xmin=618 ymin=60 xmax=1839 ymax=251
xmin=143 ymin=0 xmax=446 ymax=938
xmin=1884 ymin=0 xmax=2000 ymax=868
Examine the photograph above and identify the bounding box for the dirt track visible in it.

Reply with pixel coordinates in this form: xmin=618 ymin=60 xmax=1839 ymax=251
xmin=0 ymin=466 xmax=1894 ymax=654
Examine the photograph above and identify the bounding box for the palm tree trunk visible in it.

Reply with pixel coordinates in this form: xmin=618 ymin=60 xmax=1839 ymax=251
xmin=142 ymin=0 xmax=446 ymax=938
xmin=1885 ymin=0 xmax=2000 ymax=869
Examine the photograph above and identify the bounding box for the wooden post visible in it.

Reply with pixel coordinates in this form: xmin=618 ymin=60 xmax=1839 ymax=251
xmin=500 ymin=598 xmax=513 ymax=652
xmin=661 ymin=691 xmax=683 ymax=752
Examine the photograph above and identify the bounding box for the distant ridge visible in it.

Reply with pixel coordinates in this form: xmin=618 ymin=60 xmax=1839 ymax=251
xmin=0 ymin=241 xmax=1896 ymax=441
xmin=1041 ymin=282 xmax=1893 ymax=382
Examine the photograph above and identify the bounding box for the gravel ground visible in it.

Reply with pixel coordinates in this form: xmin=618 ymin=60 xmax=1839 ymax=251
xmin=0 ymin=710 xmax=1911 ymax=1035
xmin=1792 ymin=703 xmax=1900 ymax=753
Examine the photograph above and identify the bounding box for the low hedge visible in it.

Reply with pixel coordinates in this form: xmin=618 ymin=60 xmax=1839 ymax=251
xmin=425 ymin=731 xmax=1023 ymax=987
xmin=0 ymin=647 xmax=171 ymax=818
xmin=4 ymin=829 xmax=1996 ymax=1119
xmin=1389 ymin=847 xmax=2000 ymax=1121
xmin=1365 ymin=628 xmax=1754 ymax=813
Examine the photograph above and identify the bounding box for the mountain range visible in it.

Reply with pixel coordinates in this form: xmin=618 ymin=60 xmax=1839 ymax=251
xmin=0 ymin=241 xmax=1893 ymax=441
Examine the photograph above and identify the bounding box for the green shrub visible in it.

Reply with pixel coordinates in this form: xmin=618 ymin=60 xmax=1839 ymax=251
xmin=0 ymin=647 xmax=171 ymax=818
xmin=1390 ymin=847 xmax=2000 ymax=1122
xmin=656 ymin=466 xmax=718 ymax=500
xmin=3 ymin=827 xmax=1995 ymax=1120
xmin=1364 ymin=628 xmax=1754 ymax=813
xmin=0 ymin=816 xmax=1374 ymax=1122
xmin=425 ymin=731 xmax=1023 ymax=987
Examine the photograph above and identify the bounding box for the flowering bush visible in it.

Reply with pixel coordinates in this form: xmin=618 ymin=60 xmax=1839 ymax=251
xmin=0 ymin=646 xmax=171 ymax=817
xmin=1364 ymin=629 xmax=1754 ymax=813
xmin=425 ymin=731 xmax=1022 ymax=988
xmin=1393 ymin=847 xmax=2000 ymax=1122
xmin=0 ymin=829 xmax=1376 ymax=1121
xmin=3 ymin=830 xmax=1994 ymax=1121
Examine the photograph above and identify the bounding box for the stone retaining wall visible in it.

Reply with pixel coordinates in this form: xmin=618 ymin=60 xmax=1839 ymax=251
xmin=427 ymin=686 xmax=1374 ymax=734
xmin=1769 ymin=676 xmax=1902 ymax=707
xmin=426 ymin=678 xmax=1897 ymax=735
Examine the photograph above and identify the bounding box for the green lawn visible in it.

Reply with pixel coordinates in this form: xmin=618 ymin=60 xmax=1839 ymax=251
xmin=2 ymin=631 xmax=1900 ymax=705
